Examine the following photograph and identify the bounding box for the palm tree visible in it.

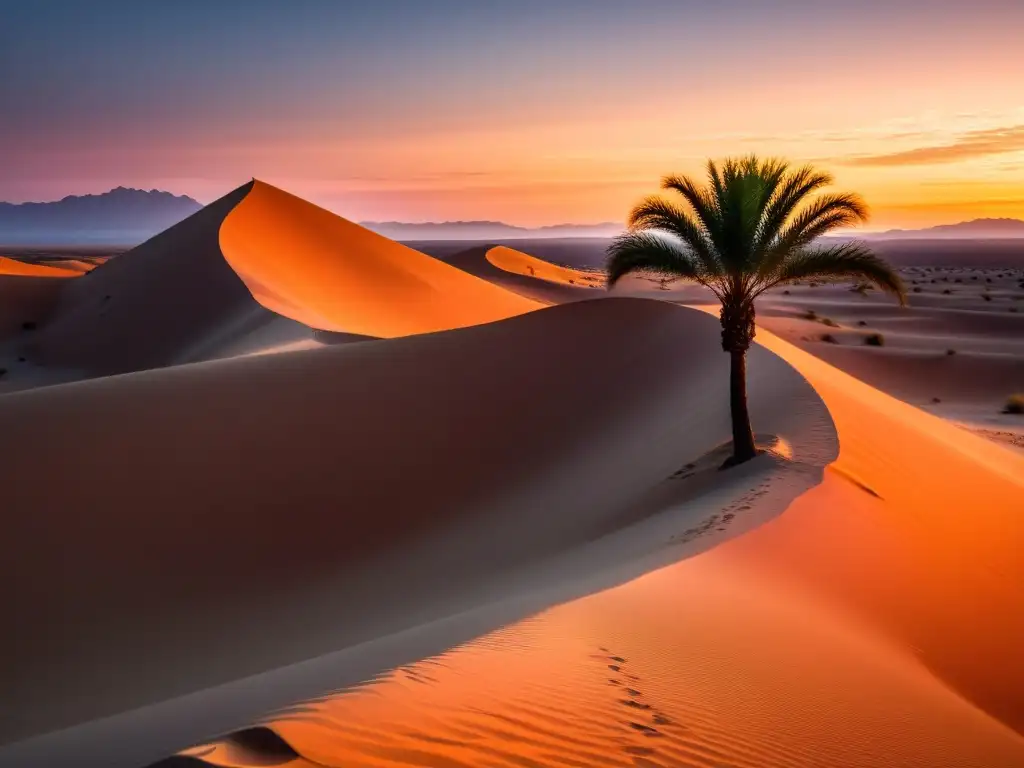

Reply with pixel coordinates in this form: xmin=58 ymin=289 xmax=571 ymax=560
xmin=606 ymin=156 xmax=906 ymax=467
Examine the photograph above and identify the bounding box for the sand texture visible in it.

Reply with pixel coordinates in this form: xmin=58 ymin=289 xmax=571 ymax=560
xmin=1 ymin=187 xmax=1022 ymax=768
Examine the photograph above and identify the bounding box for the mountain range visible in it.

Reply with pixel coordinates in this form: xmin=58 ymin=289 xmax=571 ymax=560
xmin=862 ymin=218 xmax=1024 ymax=240
xmin=0 ymin=187 xmax=203 ymax=245
xmin=1 ymin=187 xmax=1022 ymax=245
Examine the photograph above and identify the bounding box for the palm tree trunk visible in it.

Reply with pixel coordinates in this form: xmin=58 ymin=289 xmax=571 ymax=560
xmin=728 ymin=349 xmax=757 ymax=465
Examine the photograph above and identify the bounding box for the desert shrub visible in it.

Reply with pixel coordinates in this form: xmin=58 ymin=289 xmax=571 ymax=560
xmin=782 ymin=289 xmax=790 ymax=295
xmin=821 ymin=317 xmax=839 ymax=327
xmin=942 ymin=289 xmax=952 ymax=295
xmin=983 ymin=294 xmax=992 ymax=301
xmin=802 ymin=309 xmax=818 ymax=321
xmin=1004 ymin=394 xmax=1024 ymax=415
xmin=864 ymin=333 xmax=884 ymax=346
xmin=857 ymin=320 xmax=868 ymax=326
xmin=0 ymin=368 xmax=6 ymax=377
xmin=932 ymin=397 xmax=942 ymax=404
xmin=912 ymin=286 xmax=922 ymax=293
xmin=946 ymin=348 xmax=956 ymax=356
xmin=820 ymin=333 xmax=838 ymax=344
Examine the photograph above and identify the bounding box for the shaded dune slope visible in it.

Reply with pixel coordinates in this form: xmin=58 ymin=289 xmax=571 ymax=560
xmin=218 ymin=183 xmax=538 ymax=335
xmin=0 ymin=256 xmax=85 ymax=339
xmin=172 ymin=326 xmax=1024 ymax=768
xmin=0 ymin=276 xmax=67 ymax=339
xmin=454 ymin=246 xmax=1024 ymax=733
xmin=0 ymin=299 xmax=837 ymax=767
xmin=22 ymin=181 xmax=538 ymax=376
xmin=26 ymin=183 xmax=258 ymax=375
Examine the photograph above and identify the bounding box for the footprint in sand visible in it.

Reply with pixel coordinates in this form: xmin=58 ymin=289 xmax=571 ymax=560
xmin=597 ymin=648 xmax=679 ymax=751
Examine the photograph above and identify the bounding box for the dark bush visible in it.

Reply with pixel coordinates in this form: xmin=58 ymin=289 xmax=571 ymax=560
xmin=864 ymin=333 xmax=884 ymax=346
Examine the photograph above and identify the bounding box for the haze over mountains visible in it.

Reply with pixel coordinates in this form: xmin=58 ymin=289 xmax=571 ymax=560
xmin=2 ymin=187 xmax=1023 ymax=246
xmin=361 ymin=220 xmax=623 ymax=240
xmin=0 ymin=187 xmax=202 ymax=245
xmin=864 ymin=218 xmax=1024 ymax=240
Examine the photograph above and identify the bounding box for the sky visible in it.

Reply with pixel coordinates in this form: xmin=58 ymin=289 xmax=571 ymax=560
xmin=1 ymin=0 xmax=1023 ymax=229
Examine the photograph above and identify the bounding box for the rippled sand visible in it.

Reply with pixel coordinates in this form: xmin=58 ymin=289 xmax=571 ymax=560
xmin=188 ymin=552 xmax=1024 ymax=768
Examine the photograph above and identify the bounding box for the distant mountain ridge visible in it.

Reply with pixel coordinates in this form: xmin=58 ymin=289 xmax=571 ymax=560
xmin=4 ymin=186 xmax=1021 ymax=245
xmin=361 ymin=220 xmax=624 ymax=240
xmin=0 ymin=187 xmax=202 ymax=245
xmin=865 ymin=218 xmax=1024 ymax=239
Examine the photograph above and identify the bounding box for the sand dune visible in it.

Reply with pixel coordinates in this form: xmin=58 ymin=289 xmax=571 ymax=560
xmin=218 ymin=183 xmax=538 ymax=335
xmin=442 ymin=244 xmax=603 ymax=304
xmin=0 ymin=299 xmax=836 ymax=767
xmin=167 ymin=324 xmax=1024 ymax=768
xmin=0 ymin=256 xmax=83 ymax=279
xmin=19 ymin=181 xmax=537 ymax=378
xmin=0 ymin=256 xmax=81 ymax=340
xmin=24 ymin=184 xmax=258 ymax=375
xmin=3 ymin=197 xmax=1023 ymax=768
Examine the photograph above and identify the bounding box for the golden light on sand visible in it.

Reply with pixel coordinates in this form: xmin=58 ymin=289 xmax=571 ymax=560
xmin=0 ymin=182 xmax=1021 ymax=768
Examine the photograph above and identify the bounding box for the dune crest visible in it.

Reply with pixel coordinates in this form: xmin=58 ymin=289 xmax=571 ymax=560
xmin=0 ymin=256 xmax=83 ymax=279
xmin=164 ymin=311 xmax=1024 ymax=768
xmin=218 ymin=182 xmax=539 ymax=336
xmin=0 ymin=299 xmax=837 ymax=767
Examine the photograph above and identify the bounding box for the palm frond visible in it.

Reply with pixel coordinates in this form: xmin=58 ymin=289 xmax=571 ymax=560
xmin=762 ymin=242 xmax=907 ymax=304
xmin=773 ymin=192 xmax=869 ymax=251
xmin=627 ymin=195 xmax=723 ymax=277
xmin=712 ymin=156 xmax=776 ymax=273
xmin=605 ymin=232 xmax=714 ymax=294
xmin=755 ymin=165 xmax=832 ymax=250
xmin=661 ymin=172 xmax=722 ymax=244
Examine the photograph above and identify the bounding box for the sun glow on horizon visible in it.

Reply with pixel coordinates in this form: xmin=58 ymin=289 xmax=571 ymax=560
xmin=1 ymin=2 xmax=1022 ymax=229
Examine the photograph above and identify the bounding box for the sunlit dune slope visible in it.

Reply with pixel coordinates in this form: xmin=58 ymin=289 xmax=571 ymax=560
xmin=444 ymin=244 xmax=603 ymax=304
xmin=25 ymin=183 xmax=258 ymax=374
xmin=0 ymin=299 xmax=836 ymax=768
xmin=487 ymin=245 xmax=604 ymax=288
xmin=176 ymin=318 xmax=1024 ymax=768
xmin=218 ymin=182 xmax=538 ymax=335
xmin=708 ymin=327 xmax=1024 ymax=734
xmin=0 ymin=256 xmax=82 ymax=278
xmin=22 ymin=181 xmax=539 ymax=376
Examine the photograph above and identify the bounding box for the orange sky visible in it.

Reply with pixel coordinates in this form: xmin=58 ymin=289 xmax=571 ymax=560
xmin=3 ymin=3 xmax=1023 ymax=228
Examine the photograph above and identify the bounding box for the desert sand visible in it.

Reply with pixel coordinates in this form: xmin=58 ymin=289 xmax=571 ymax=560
xmin=1 ymin=183 xmax=1022 ymax=768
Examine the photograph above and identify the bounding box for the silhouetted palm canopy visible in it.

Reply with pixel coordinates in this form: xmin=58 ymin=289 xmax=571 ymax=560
xmin=606 ymin=156 xmax=906 ymax=465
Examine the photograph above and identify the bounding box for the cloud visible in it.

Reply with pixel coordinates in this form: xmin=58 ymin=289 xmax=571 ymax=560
xmin=841 ymin=125 xmax=1024 ymax=166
